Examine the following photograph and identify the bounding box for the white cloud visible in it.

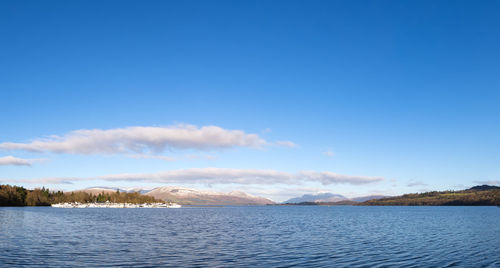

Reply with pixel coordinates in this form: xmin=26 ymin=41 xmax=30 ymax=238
xmin=126 ymin=153 xmax=218 ymax=162
xmin=0 ymin=124 xmax=272 ymax=154
xmin=297 ymin=171 xmax=382 ymax=185
xmin=126 ymin=154 xmax=176 ymax=161
xmin=0 ymin=155 xmax=47 ymax=166
xmin=98 ymin=168 xmax=293 ymax=185
xmin=17 ymin=177 xmax=77 ymax=184
xmin=0 ymin=155 xmax=43 ymax=166
xmin=15 ymin=168 xmax=383 ymax=186
xmin=185 ymin=154 xmax=218 ymax=161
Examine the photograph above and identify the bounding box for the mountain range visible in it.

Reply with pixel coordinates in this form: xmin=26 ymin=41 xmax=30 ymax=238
xmin=284 ymin=193 xmax=347 ymax=203
xmin=76 ymin=186 xmax=387 ymax=205
xmin=283 ymin=193 xmax=388 ymax=204
xmin=77 ymin=186 xmax=275 ymax=205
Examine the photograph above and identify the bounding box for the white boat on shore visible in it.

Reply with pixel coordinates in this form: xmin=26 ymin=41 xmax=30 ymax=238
xmin=51 ymin=201 xmax=181 ymax=208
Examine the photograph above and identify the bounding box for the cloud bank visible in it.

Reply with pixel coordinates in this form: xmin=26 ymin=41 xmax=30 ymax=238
xmin=0 ymin=125 xmax=277 ymax=154
xmin=473 ymin=180 xmax=499 ymax=186
xmin=0 ymin=156 xmax=32 ymax=166
xmin=15 ymin=168 xmax=383 ymax=185
xmin=127 ymin=154 xmax=176 ymax=161
xmin=126 ymin=153 xmax=218 ymax=162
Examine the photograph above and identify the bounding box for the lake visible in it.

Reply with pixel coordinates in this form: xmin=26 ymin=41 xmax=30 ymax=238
xmin=1 ymin=206 xmax=499 ymax=267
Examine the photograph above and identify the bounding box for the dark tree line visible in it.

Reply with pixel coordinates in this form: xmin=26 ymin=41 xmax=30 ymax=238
xmin=0 ymin=185 xmax=164 ymax=206
xmin=360 ymin=186 xmax=500 ymax=206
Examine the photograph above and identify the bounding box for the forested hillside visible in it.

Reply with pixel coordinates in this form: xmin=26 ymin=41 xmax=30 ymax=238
xmin=360 ymin=185 xmax=500 ymax=206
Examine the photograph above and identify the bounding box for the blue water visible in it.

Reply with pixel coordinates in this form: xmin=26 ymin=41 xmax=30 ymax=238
xmin=1 ymin=206 xmax=499 ymax=267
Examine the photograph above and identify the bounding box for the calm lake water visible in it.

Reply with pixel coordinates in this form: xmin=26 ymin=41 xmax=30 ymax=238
xmin=1 ymin=206 xmax=499 ymax=267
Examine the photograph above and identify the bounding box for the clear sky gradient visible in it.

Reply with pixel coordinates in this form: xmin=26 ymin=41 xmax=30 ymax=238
xmin=1 ymin=0 xmax=499 ymax=201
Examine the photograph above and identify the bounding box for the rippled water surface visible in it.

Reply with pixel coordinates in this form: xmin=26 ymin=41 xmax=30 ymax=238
xmin=1 ymin=206 xmax=499 ymax=267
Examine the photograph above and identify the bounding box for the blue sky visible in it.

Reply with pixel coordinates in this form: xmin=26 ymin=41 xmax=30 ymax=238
xmin=1 ymin=0 xmax=499 ymax=201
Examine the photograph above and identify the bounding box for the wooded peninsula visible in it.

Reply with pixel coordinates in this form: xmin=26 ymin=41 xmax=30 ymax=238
xmin=0 ymin=185 xmax=163 ymax=206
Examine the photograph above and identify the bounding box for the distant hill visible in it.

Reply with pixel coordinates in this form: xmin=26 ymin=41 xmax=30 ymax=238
xmin=360 ymin=185 xmax=500 ymax=206
xmin=350 ymin=195 xmax=388 ymax=202
xmin=282 ymin=200 xmax=359 ymax=206
xmin=122 ymin=187 xmax=153 ymax=194
xmin=145 ymin=186 xmax=275 ymax=205
xmin=75 ymin=187 xmax=118 ymax=195
xmin=75 ymin=186 xmax=274 ymax=205
xmin=468 ymin=185 xmax=500 ymax=191
xmin=284 ymin=193 xmax=347 ymax=203
xmin=284 ymin=193 xmax=388 ymax=204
